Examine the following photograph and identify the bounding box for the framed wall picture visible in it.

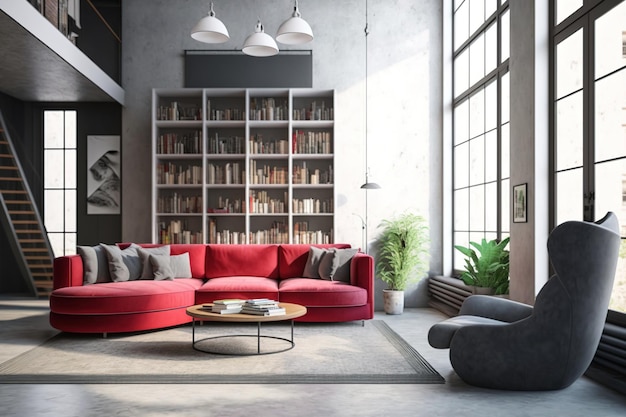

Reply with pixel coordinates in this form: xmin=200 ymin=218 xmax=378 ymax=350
xmin=513 ymin=183 xmax=527 ymax=223
xmin=87 ymin=135 xmax=120 ymax=214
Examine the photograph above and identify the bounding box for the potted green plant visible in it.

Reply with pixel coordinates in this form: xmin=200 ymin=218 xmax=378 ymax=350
xmin=454 ymin=237 xmax=510 ymax=295
xmin=376 ymin=212 xmax=429 ymax=314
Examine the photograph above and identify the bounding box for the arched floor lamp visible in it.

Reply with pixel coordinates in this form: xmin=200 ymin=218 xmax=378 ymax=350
xmin=359 ymin=0 xmax=380 ymax=254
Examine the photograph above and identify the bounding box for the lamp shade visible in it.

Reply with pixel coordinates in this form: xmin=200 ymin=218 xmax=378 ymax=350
xmin=360 ymin=182 xmax=381 ymax=189
xmin=243 ymin=20 xmax=279 ymax=57
xmin=276 ymin=1 xmax=313 ymax=44
xmin=191 ymin=3 xmax=229 ymax=44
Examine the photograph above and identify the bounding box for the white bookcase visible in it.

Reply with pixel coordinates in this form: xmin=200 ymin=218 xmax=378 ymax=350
xmin=152 ymin=88 xmax=335 ymax=244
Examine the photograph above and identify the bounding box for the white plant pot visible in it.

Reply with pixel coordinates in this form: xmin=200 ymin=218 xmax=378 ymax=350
xmin=383 ymin=289 xmax=404 ymax=315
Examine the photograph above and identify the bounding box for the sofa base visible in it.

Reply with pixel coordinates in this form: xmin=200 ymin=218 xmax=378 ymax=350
xmin=294 ymin=305 xmax=373 ymax=323
xmin=49 ymin=308 xmax=192 ymax=334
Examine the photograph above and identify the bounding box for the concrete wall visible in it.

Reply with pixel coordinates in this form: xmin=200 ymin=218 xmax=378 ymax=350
xmin=121 ymin=0 xmax=443 ymax=309
xmin=509 ymin=0 xmax=550 ymax=304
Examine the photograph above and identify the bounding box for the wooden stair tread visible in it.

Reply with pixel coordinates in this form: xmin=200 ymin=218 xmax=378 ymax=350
xmin=2 ymin=113 xmax=53 ymax=299
xmin=4 ymin=199 xmax=31 ymax=203
xmin=0 ymin=190 xmax=27 ymax=194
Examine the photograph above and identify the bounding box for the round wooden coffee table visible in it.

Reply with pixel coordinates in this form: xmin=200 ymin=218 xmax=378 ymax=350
xmin=186 ymin=302 xmax=307 ymax=355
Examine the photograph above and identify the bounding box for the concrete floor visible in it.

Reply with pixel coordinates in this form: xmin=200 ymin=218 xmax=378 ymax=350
xmin=1 ymin=298 xmax=625 ymax=417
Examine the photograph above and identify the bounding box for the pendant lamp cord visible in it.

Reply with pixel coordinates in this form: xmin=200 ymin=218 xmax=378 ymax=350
xmin=364 ymin=0 xmax=369 ymax=254
xmin=364 ymin=0 xmax=369 ymax=184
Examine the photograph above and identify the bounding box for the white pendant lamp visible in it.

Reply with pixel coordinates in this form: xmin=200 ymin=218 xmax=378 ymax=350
xmin=360 ymin=0 xmax=380 ymax=190
xmin=191 ymin=2 xmax=230 ymax=44
xmin=243 ymin=20 xmax=279 ymax=57
xmin=276 ymin=0 xmax=314 ymax=44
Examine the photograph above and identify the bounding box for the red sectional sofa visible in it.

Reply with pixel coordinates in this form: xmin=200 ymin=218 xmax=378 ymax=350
xmin=50 ymin=243 xmax=374 ymax=334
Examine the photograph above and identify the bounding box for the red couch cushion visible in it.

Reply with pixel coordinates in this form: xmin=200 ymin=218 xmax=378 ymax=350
xmin=50 ymin=278 xmax=203 ymax=315
xmin=278 ymin=278 xmax=367 ymax=307
xmin=278 ymin=244 xmax=351 ymax=279
xmin=195 ymin=276 xmax=279 ymax=303
xmin=205 ymin=244 xmax=279 ymax=278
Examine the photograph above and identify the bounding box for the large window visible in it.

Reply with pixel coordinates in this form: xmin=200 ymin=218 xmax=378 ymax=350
xmin=452 ymin=0 xmax=510 ymax=271
xmin=43 ymin=110 xmax=77 ymax=257
xmin=553 ymin=0 xmax=626 ymax=313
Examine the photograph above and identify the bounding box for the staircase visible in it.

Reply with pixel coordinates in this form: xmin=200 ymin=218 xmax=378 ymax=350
xmin=0 ymin=113 xmax=54 ymax=298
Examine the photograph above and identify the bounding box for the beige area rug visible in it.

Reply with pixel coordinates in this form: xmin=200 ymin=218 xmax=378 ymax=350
xmin=0 ymin=320 xmax=444 ymax=384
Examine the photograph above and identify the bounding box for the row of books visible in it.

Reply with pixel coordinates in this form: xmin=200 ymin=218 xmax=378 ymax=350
xmin=209 ymin=299 xmax=286 ymax=316
xmin=157 ymin=130 xmax=332 ymax=155
xmin=157 ymin=102 xmax=202 ymax=121
xmin=249 ymin=161 xmax=288 ymax=185
xmin=207 ymin=196 xmax=245 ymax=213
xmin=205 ymin=99 xmax=334 ymax=121
xmin=293 ymin=101 xmax=334 ymax=121
xmin=157 ymin=163 xmax=203 ymax=185
xmin=207 ymin=134 xmax=245 ymax=154
xmin=292 ymin=163 xmax=334 ymax=185
xmin=250 ymin=190 xmax=288 ymax=214
xmin=157 ymin=132 xmax=202 ymax=154
xmin=293 ymin=198 xmax=333 ymax=214
xmin=158 ymin=220 xmax=203 ymax=244
xmin=249 ymin=98 xmax=289 ymax=121
xmin=207 ymin=227 xmax=292 ymax=246
xmin=157 ymin=194 xmax=202 ymax=214
xmin=207 ymin=101 xmax=245 ymax=121
xmin=292 ymin=130 xmax=332 ymax=154
xmin=249 ymin=227 xmax=290 ymax=245
xmin=207 ymin=162 xmax=245 ymax=185
xmin=250 ymin=136 xmax=289 ymax=155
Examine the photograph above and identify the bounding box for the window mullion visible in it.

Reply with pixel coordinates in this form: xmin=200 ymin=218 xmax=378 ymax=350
xmin=583 ymin=14 xmax=593 ymax=222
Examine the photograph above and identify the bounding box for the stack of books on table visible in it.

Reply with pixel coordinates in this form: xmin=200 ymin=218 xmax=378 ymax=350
xmin=241 ymin=299 xmax=286 ymax=316
xmin=208 ymin=299 xmax=244 ymax=314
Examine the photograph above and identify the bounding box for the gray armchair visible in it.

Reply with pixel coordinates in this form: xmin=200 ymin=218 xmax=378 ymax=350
xmin=428 ymin=212 xmax=621 ymax=390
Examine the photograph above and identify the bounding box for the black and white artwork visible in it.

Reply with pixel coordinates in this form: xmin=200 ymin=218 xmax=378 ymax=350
xmin=513 ymin=183 xmax=527 ymax=223
xmin=87 ymin=135 xmax=120 ymax=215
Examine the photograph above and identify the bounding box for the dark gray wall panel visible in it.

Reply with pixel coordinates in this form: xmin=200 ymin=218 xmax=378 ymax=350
xmin=184 ymin=51 xmax=312 ymax=88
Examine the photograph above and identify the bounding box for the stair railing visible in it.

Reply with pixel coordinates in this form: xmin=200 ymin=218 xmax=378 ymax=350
xmin=0 ymin=110 xmax=55 ymax=297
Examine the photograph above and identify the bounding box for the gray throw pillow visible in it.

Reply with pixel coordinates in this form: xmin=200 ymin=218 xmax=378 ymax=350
xmin=318 ymin=248 xmax=358 ymax=282
xmin=170 ymin=252 xmax=192 ymax=278
xmin=77 ymin=245 xmax=110 ymax=284
xmin=101 ymin=243 xmax=143 ymax=282
xmin=137 ymin=246 xmax=171 ymax=279
xmin=302 ymin=246 xmax=329 ymax=279
xmin=149 ymin=254 xmax=175 ymax=281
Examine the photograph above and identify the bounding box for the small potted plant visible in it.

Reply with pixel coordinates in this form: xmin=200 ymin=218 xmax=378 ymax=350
xmin=376 ymin=212 xmax=429 ymax=314
xmin=454 ymin=237 xmax=510 ymax=295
